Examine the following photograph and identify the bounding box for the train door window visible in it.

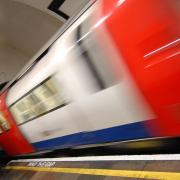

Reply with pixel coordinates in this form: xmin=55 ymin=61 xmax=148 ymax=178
xmin=76 ymin=24 xmax=118 ymax=92
xmin=10 ymin=77 xmax=66 ymax=125
xmin=0 ymin=112 xmax=10 ymax=131
xmin=0 ymin=128 xmax=3 ymax=134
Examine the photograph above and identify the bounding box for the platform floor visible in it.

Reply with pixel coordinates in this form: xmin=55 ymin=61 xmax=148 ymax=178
xmin=1 ymin=154 xmax=180 ymax=179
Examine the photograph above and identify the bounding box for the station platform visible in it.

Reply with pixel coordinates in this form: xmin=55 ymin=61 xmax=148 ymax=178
xmin=1 ymin=154 xmax=180 ymax=180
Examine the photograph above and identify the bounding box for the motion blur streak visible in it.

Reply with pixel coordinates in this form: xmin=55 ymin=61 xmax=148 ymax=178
xmin=0 ymin=0 xmax=179 ymax=156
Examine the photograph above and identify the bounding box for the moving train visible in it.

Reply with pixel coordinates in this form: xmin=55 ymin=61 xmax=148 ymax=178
xmin=0 ymin=0 xmax=179 ymax=156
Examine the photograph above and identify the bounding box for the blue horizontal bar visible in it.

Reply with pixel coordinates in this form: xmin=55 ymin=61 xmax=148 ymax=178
xmin=33 ymin=121 xmax=151 ymax=151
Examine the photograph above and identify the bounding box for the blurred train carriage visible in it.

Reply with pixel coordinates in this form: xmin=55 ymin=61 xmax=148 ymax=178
xmin=0 ymin=0 xmax=179 ymax=156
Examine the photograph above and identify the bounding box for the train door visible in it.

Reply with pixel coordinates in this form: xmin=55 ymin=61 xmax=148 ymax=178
xmin=103 ymin=0 xmax=180 ymax=136
xmin=0 ymin=91 xmax=34 ymax=156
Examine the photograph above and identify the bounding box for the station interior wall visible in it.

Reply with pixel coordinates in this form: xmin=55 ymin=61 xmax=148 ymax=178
xmin=0 ymin=0 xmax=62 ymax=83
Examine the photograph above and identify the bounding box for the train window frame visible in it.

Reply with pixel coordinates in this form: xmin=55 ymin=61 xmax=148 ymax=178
xmin=10 ymin=76 xmax=67 ymax=126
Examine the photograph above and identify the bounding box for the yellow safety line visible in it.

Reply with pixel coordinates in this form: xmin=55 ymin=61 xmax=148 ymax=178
xmin=4 ymin=166 xmax=180 ymax=180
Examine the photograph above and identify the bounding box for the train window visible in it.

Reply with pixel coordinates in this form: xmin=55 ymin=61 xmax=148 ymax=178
xmin=10 ymin=77 xmax=66 ymax=125
xmin=0 ymin=112 xmax=10 ymax=131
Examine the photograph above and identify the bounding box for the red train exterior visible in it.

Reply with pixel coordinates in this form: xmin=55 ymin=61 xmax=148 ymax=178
xmin=0 ymin=91 xmax=34 ymax=156
xmin=102 ymin=0 xmax=180 ymax=136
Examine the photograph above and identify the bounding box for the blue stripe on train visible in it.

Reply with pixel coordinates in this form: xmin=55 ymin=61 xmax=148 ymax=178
xmin=32 ymin=121 xmax=151 ymax=150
